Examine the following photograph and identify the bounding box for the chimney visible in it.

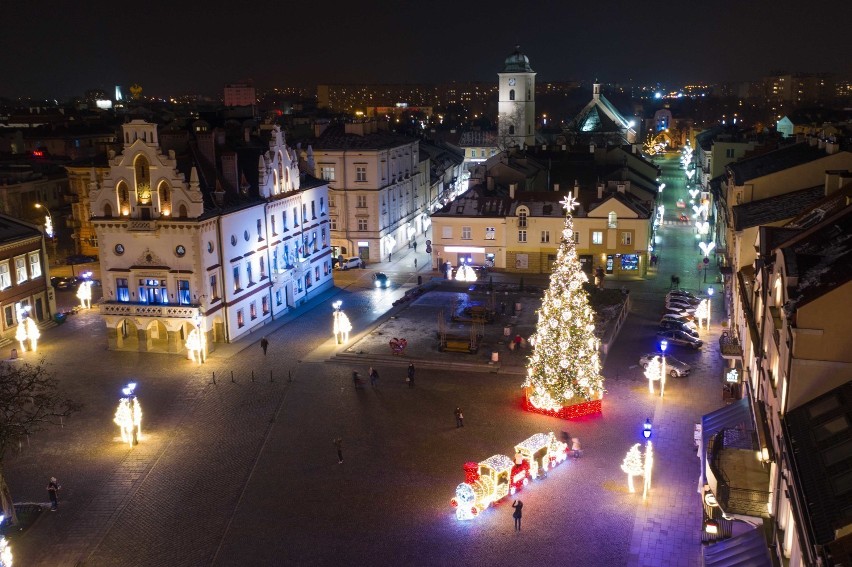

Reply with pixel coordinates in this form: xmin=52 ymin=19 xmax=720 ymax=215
xmin=213 ymin=179 xmax=226 ymax=207
xmin=593 ymin=82 xmax=601 ymax=99
xmin=553 ymin=183 xmax=560 ymax=192
xmin=562 ymin=144 xmax=567 ymax=151
xmin=542 ymin=145 xmax=547 ymax=151
xmin=617 ymin=183 xmax=626 ymax=193
xmin=597 ymin=183 xmax=604 ymax=199
xmin=574 ymin=179 xmax=580 ymax=194
xmin=573 ymin=185 xmax=579 ymax=200
xmin=196 ymin=131 xmax=216 ymax=166
xmin=221 ymin=152 xmax=239 ymax=194
xmin=314 ymin=120 xmax=330 ymax=138
xmin=509 ymin=183 xmax=517 ymax=199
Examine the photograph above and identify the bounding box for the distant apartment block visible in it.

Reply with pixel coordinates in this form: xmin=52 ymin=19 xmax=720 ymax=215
xmin=224 ymin=82 xmax=256 ymax=107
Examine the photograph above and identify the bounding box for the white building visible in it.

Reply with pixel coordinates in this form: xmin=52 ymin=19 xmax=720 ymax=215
xmin=497 ymin=46 xmax=536 ymax=149
xmin=311 ymin=121 xmax=426 ymax=263
xmin=91 ymin=120 xmax=331 ymax=356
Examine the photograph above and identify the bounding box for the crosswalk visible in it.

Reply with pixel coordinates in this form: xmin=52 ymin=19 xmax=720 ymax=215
xmin=661 ymin=220 xmax=692 ymax=226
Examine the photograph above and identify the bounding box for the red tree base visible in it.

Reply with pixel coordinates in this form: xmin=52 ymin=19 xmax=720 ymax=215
xmin=522 ymin=395 xmax=602 ymax=420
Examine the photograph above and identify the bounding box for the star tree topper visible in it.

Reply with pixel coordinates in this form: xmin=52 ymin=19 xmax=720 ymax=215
xmin=560 ymin=194 xmax=578 ymax=215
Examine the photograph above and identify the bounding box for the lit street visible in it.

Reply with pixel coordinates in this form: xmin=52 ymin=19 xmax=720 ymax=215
xmin=8 ymin=156 xmax=730 ymax=566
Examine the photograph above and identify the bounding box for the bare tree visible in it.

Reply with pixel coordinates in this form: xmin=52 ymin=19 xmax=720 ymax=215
xmin=0 ymin=359 xmax=81 ymax=524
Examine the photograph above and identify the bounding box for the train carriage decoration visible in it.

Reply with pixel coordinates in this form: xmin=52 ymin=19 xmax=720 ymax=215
xmin=451 ymin=432 xmax=568 ymax=521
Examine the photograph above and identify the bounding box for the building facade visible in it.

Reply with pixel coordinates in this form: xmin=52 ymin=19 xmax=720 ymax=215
xmin=91 ymin=120 xmax=332 ymax=355
xmin=0 ymin=215 xmax=53 ymax=343
xmin=311 ymin=121 xmax=426 ymax=263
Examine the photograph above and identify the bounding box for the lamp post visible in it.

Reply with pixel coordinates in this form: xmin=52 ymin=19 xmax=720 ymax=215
xmin=34 ymin=203 xmax=57 ymax=261
xmin=707 ymin=287 xmax=714 ymax=329
xmin=660 ymin=340 xmax=668 ymax=398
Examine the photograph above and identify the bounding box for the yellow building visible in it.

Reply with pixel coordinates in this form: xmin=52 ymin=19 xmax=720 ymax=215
xmin=431 ymin=185 xmax=651 ymax=278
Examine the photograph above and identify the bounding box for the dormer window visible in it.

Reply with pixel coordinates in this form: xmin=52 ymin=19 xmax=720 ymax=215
xmin=517 ymin=207 xmax=528 ymax=228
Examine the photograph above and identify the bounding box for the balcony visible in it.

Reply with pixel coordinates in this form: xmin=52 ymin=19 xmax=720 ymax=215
xmin=100 ymin=302 xmax=200 ymax=319
xmin=719 ymin=331 xmax=743 ymax=360
xmin=706 ymin=428 xmax=770 ymax=518
xmin=128 ymin=220 xmax=158 ymax=232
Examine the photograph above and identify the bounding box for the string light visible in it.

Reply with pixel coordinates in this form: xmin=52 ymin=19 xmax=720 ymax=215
xmin=523 ymin=201 xmax=604 ymax=418
xmin=621 ymin=443 xmax=644 ymax=493
xmin=76 ymin=281 xmax=92 ymax=309
xmin=114 ymin=383 xmax=141 ymax=447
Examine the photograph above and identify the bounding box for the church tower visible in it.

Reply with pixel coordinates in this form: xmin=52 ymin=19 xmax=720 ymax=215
xmin=498 ymin=45 xmax=536 ymax=149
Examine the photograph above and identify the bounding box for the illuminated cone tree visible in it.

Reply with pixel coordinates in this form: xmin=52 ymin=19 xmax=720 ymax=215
xmin=523 ymin=195 xmax=604 ymax=417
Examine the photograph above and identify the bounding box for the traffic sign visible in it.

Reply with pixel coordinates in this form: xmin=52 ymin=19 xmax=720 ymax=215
xmin=703 ymin=257 xmax=710 ymax=265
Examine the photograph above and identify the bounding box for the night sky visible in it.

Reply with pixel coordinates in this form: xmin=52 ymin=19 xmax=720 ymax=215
xmin=4 ymin=0 xmax=852 ymax=98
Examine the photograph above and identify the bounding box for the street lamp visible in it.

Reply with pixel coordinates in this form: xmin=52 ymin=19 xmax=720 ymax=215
xmin=707 ymin=287 xmax=714 ymax=329
xmin=35 ymin=203 xmax=57 ymax=261
xmin=660 ymin=340 xmax=668 ymax=398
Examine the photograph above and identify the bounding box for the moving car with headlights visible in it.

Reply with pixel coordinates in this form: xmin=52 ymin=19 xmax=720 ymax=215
xmin=373 ymin=272 xmax=389 ymax=288
xmin=639 ymin=353 xmax=692 ymax=378
xmin=658 ymin=319 xmax=700 ymax=338
xmin=656 ymin=329 xmax=703 ymax=349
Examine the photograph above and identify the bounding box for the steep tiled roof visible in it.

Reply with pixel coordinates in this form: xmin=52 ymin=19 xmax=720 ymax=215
xmin=431 ymin=186 xmax=513 ymax=218
xmin=779 ymin=207 xmax=852 ymax=314
xmin=784 ymin=380 xmax=852 ymax=546
xmin=786 ymin=182 xmax=852 ymax=230
xmin=0 ymin=214 xmax=41 ymax=243
xmin=310 ymin=125 xmax=416 ymax=150
xmin=731 ymin=186 xmax=826 ymax=231
xmin=727 ymin=143 xmax=830 ymax=185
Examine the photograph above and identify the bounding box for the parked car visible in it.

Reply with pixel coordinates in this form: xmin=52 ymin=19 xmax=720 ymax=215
xmin=639 ymin=353 xmax=692 ymax=378
xmin=667 ymin=289 xmax=699 ymax=301
xmin=50 ymin=276 xmax=79 ymax=290
xmin=664 ymin=307 xmax=695 ymax=321
xmin=66 ymin=254 xmax=98 ymax=264
xmin=658 ymin=320 xmax=700 ymax=338
xmin=666 ymin=298 xmax=698 ymax=312
xmin=373 ymin=272 xmax=390 ymax=288
xmin=666 ymin=292 xmax=701 ymax=306
xmin=338 ymin=257 xmax=364 ymax=270
xmin=660 ymin=313 xmax=698 ymax=330
xmin=656 ymin=329 xmax=703 ymax=350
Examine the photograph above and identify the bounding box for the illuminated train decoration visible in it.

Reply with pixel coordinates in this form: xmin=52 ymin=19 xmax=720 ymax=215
xmin=450 ymin=432 xmax=568 ymax=520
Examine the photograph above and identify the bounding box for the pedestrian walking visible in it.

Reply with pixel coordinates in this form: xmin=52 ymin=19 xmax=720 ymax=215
xmin=369 ymin=367 xmax=379 ymax=387
xmin=47 ymin=477 xmax=60 ymax=510
xmin=572 ymin=437 xmax=582 ymax=458
xmin=413 ymin=242 xmax=417 ymax=252
xmin=454 ymin=407 xmax=464 ymax=428
xmin=333 ymin=438 xmax=343 ymax=464
xmin=260 ymin=336 xmax=269 ymax=355
xmin=388 ymin=252 xmax=392 ymax=262
xmin=414 ymin=258 xmax=418 ymax=269
xmin=407 ymin=363 xmax=415 ymax=388
xmin=512 ymin=499 xmax=523 ymax=531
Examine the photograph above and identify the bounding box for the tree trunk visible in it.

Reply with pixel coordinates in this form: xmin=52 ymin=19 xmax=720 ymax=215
xmin=0 ymin=463 xmax=19 ymax=525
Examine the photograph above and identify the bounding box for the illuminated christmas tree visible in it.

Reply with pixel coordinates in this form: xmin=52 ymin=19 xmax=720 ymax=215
xmin=523 ymin=195 xmax=604 ymax=417
xmin=621 ymin=443 xmax=644 ymax=493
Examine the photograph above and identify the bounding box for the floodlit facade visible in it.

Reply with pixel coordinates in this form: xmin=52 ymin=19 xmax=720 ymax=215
xmin=91 ymin=121 xmax=331 ymax=355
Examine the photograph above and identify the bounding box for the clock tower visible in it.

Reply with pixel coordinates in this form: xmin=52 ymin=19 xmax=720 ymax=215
xmin=498 ymin=45 xmax=536 ymax=149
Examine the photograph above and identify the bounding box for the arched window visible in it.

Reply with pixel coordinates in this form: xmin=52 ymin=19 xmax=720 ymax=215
xmin=134 ymin=155 xmax=150 ymax=191
xmin=117 ymin=181 xmax=129 ymax=212
xmin=608 ymin=212 xmax=618 ymax=228
xmin=509 ymin=89 xmax=515 ymax=101
xmin=158 ymin=181 xmax=171 ymax=212
xmin=103 ymin=203 xmax=113 ymax=217
xmin=179 ymin=204 xmax=188 ymax=218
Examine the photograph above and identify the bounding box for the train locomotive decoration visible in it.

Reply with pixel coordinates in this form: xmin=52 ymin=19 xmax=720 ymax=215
xmin=450 ymin=432 xmax=568 ymax=521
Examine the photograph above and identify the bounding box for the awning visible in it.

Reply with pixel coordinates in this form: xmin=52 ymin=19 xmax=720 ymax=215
xmin=701 ymin=397 xmax=751 ymax=484
xmin=702 ymin=527 xmax=772 ymax=567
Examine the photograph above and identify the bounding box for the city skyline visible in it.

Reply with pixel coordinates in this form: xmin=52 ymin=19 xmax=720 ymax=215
xmin=3 ymin=0 xmax=852 ymax=99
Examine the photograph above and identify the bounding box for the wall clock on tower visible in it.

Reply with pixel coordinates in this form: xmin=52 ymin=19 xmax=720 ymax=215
xmin=508 ymin=78 xmax=516 ymax=86
xmin=175 ymin=245 xmax=186 ymax=257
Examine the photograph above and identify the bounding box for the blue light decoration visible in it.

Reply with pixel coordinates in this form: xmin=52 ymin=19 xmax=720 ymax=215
xmin=643 ymin=418 xmax=652 ymax=439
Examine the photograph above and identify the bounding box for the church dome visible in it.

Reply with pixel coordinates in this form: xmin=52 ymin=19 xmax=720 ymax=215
xmin=503 ymin=45 xmax=534 ymax=73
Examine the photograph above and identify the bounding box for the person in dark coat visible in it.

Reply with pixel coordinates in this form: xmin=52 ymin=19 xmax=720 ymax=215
xmin=47 ymin=477 xmax=60 ymax=510
xmin=454 ymin=407 xmax=464 ymax=428
xmin=260 ymin=336 xmax=269 ymax=355
xmin=407 ymin=363 xmax=415 ymax=388
xmin=512 ymin=499 xmax=523 ymax=531
xmin=369 ymin=367 xmax=379 ymax=387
